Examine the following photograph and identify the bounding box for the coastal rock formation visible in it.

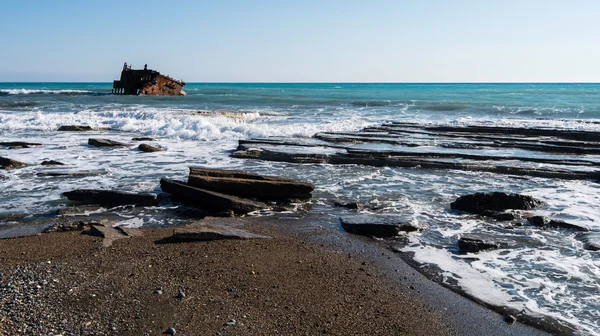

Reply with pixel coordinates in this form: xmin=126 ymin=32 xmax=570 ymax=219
xmin=0 ymin=157 xmax=27 ymax=169
xmin=527 ymin=216 xmax=589 ymax=231
xmin=187 ymin=167 xmax=314 ymax=200
xmin=138 ymin=143 xmax=164 ymax=152
xmin=57 ymin=125 xmax=93 ymax=131
xmin=37 ymin=170 xmax=106 ymax=177
xmin=63 ymin=189 xmax=158 ymax=206
xmin=160 ymin=178 xmax=268 ymax=215
xmin=84 ymin=224 xmax=137 ymax=247
xmin=0 ymin=141 xmax=42 ymax=149
xmin=88 ymin=138 xmax=130 ymax=147
xmin=479 ymin=210 xmax=517 ymax=221
xmin=230 ymin=122 xmax=600 ymax=182
xmin=340 ymin=214 xmax=421 ymax=237
xmin=450 ymin=192 xmax=542 ymax=214
xmin=132 ymin=137 xmax=156 ymax=141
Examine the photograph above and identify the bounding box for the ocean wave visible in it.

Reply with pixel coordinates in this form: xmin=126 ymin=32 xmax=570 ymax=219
xmin=0 ymin=101 xmax=43 ymax=108
xmin=0 ymin=89 xmax=93 ymax=95
xmin=0 ymin=107 xmax=374 ymax=141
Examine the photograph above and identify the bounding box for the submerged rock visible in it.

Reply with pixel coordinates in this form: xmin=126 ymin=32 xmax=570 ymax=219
xmin=57 ymin=125 xmax=93 ymax=131
xmin=528 ymin=216 xmax=589 ymax=231
xmin=0 ymin=141 xmax=42 ymax=148
xmin=333 ymin=200 xmax=360 ymax=210
xmin=132 ymin=137 xmax=155 ymax=141
xmin=63 ymin=189 xmax=157 ymax=206
xmin=578 ymin=232 xmax=600 ymax=251
xmin=160 ymin=178 xmax=268 ymax=214
xmin=458 ymin=234 xmax=511 ymax=253
xmin=480 ymin=210 xmax=517 ymax=221
xmin=0 ymin=157 xmax=27 ymax=169
xmin=451 ymin=192 xmax=542 ymax=214
xmin=340 ymin=214 xmax=421 ymax=237
xmin=138 ymin=143 xmax=164 ymax=152
xmin=88 ymin=138 xmax=130 ymax=147
xmin=41 ymin=160 xmax=65 ymax=166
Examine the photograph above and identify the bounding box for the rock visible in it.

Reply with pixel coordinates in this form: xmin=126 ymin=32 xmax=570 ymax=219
xmin=138 ymin=143 xmax=164 ymax=152
xmin=177 ymin=289 xmax=186 ymax=299
xmin=88 ymin=138 xmax=129 ymax=147
xmin=166 ymin=223 xmax=272 ymax=242
xmin=57 ymin=125 xmax=93 ymax=131
xmin=528 ymin=216 xmax=589 ymax=231
xmin=160 ymin=178 xmax=268 ymax=214
xmin=0 ymin=141 xmax=42 ymax=148
xmin=42 ymin=221 xmax=88 ymax=233
xmin=458 ymin=235 xmax=511 ymax=253
xmin=224 ymin=319 xmax=237 ymax=326
xmin=0 ymin=157 xmax=27 ymax=169
xmin=84 ymin=225 xmax=129 ymax=247
xmin=62 ymin=189 xmax=157 ymax=206
xmin=164 ymin=327 xmax=176 ymax=335
xmin=40 ymin=160 xmax=64 ymax=166
xmin=187 ymin=174 xmax=314 ymax=200
xmin=37 ymin=170 xmax=106 ymax=177
xmin=114 ymin=226 xmax=143 ymax=237
xmin=132 ymin=137 xmax=155 ymax=141
xmin=0 ymin=174 xmax=7 ymax=180
xmin=579 ymin=232 xmax=600 ymax=251
xmin=339 ymin=214 xmax=421 ymax=237
xmin=504 ymin=315 xmax=517 ymax=325
xmin=451 ymin=192 xmax=542 ymax=214
xmin=333 ymin=200 xmax=360 ymax=209
xmin=480 ymin=210 xmax=517 ymax=221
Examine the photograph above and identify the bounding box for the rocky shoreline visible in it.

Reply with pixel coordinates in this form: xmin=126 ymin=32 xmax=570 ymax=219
xmin=1 ymin=121 xmax=599 ymax=335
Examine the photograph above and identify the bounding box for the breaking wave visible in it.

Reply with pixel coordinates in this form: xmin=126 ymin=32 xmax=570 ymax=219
xmin=0 ymin=89 xmax=93 ymax=95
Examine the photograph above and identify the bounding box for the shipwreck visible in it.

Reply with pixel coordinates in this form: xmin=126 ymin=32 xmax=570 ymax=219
xmin=112 ymin=62 xmax=185 ymax=96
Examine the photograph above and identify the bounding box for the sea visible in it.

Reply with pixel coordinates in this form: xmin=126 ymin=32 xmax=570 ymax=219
xmin=1 ymin=82 xmax=599 ymax=334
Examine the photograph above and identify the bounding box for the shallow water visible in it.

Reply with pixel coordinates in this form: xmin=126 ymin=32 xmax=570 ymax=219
xmin=1 ymin=82 xmax=599 ymax=334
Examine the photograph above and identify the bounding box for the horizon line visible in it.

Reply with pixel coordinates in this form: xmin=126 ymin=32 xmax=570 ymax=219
xmin=1 ymin=81 xmax=600 ymax=84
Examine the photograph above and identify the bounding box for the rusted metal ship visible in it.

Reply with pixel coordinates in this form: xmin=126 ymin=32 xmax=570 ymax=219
xmin=112 ymin=63 xmax=186 ymax=96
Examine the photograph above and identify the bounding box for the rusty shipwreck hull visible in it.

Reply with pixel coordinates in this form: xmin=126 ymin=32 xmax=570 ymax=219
xmin=112 ymin=62 xmax=186 ymax=96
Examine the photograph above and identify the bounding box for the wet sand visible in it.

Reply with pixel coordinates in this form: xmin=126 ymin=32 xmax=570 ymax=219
xmin=0 ymin=215 xmax=548 ymax=335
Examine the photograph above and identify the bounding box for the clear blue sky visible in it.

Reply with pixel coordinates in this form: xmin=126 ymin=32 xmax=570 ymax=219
xmin=1 ymin=0 xmax=599 ymax=82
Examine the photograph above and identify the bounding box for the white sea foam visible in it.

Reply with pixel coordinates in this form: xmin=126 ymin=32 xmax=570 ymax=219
xmin=0 ymin=89 xmax=92 ymax=95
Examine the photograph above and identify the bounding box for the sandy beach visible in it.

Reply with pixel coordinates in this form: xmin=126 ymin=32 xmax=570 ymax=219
xmin=0 ymin=214 xmax=549 ymax=336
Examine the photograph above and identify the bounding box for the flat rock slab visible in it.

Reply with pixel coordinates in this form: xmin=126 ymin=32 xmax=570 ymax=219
xmin=528 ymin=216 xmax=589 ymax=231
xmin=88 ymin=138 xmax=130 ymax=147
xmin=187 ymin=174 xmax=314 ymax=200
xmin=168 ymin=223 xmax=271 ymax=243
xmin=0 ymin=141 xmax=42 ymax=148
xmin=85 ymin=225 xmax=129 ymax=247
xmin=451 ymin=192 xmax=542 ymax=214
xmin=132 ymin=137 xmax=155 ymax=141
xmin=160 ymin=178 xmax=268 ymax=214
xmin=0 ymin=157 xmax=27 ymax=169
xmin=63 ymin=189 xmax=157 ymax=206
xmin=189 ymin=167 xmax=307 ymax=183
xmin=58 ymin=125 xmax=93 ymax=131
xmin=37 ymin=170 xmax=106 ymax=177
xmin=138 ymin=143 xmax=164 ymax=152
xmin=115 ymin=226 xmax=143 ymax=237
xmin=340 ymin=214 xmax=421 ymax=237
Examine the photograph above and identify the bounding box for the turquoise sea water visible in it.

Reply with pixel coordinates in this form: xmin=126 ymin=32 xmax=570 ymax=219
xmin=1 ymin=82 xmax=600 ymax=334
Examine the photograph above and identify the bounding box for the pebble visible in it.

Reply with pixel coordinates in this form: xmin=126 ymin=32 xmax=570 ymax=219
xmin=224 ymin=319 xmax=237 ymax=326
xmin=165 ymin=327 xmax=176 ymax=334
xmin=177 ymin=289 xmax=186 ymax=299
xmin=154 ymin=289 xmax=163 ymax=295
xmin=504 ymin=314 xmax=517 ymax=325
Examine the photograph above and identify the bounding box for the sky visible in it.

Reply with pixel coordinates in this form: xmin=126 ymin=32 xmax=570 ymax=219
xmin=1 ymin=0 xmax=599 ymax=82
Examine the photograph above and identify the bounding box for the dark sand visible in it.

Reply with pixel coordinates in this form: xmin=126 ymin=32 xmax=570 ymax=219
xmin=0 ymin=215 xmax=549 ymax=336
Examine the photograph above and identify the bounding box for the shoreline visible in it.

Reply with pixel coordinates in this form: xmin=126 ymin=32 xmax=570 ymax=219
xmin=0 ymin=214 xmax=549 ymax=335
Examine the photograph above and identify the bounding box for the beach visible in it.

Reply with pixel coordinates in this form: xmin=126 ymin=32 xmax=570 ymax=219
xmin=0 ymin=214 xmax=551 ymax=336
